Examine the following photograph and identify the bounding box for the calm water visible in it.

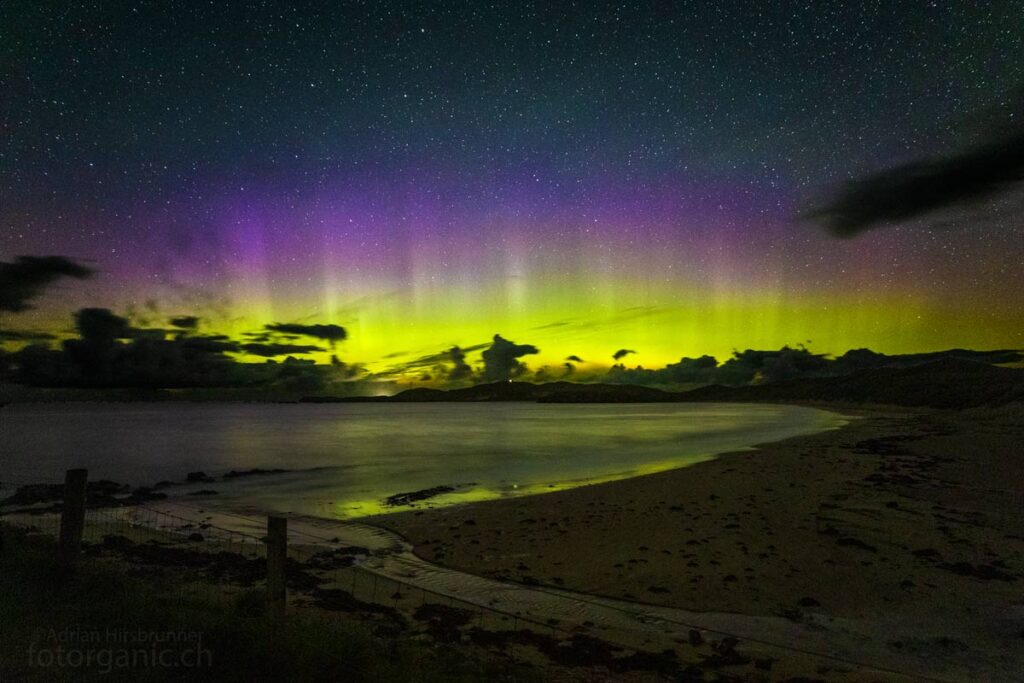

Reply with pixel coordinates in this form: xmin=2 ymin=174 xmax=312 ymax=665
xmin=0 ymin=402 xmax=844 ymax=518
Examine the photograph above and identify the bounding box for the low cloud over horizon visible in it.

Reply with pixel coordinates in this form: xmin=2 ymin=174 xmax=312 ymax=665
xmin=3 ymin=253 xmax=1022 ymax=396
xmin=3 ymin=301 xmax=1020 ymax=395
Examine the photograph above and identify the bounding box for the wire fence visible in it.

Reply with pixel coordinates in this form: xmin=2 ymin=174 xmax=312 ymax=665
xmin=1 ymin=505 xmax=495 ymax=681
xmin=0 ymin=486 xmax=944 ymax=682
xmin=0 ymin=500 xmax=650 ymax=679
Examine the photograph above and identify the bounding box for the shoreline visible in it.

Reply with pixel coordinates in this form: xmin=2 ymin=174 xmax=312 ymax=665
xmin=5 ymin=401 xmax=1022 ymax=679
xmin=0 ymin=401 xmax=844 ymax=514
xmin=360 ymin=402 xmax=859 ymax=519
xmin=365 ymin=406 xmax=899 ymax=615
xmin=368 ymin=403 xmax=1024 ymax=679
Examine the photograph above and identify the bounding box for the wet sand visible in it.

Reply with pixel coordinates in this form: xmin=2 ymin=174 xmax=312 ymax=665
xmin=371 ymin=404 xmax=1024 ymax=679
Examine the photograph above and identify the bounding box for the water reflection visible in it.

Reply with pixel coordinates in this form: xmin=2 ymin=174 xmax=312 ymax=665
xmin=0 ymin=402 xmax=845 ymax=518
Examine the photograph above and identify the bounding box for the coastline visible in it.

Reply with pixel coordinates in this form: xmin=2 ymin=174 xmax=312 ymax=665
xmin=0 ymin=401 xmax=842 ymax=515
xmin=363 ymin=405 xmax=895 ymax=616
xmin=5 ymin=401 xmax=1022 ymax=679
xmin=368 ymin=403 xmax=1024 ymax=678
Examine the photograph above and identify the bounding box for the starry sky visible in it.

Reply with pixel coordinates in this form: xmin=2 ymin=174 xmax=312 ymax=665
xmin=3 ymin=1 xmax=1024 ymax=379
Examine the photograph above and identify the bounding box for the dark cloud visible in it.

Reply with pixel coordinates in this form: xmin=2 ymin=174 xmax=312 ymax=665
xmin=130 ymin=328 xmax=173 ymax=341
xmin=612 ymin=348 xmax=636 ymax=361
xmin=0 ymin=329 xmax=56 ymax=342
xmin=240 ymin=342 xmax=322 ymax=357
xmin=0 ymin=302 xmax=388 ymax=395
xmin=602 ymin=346 xmax=1024 ymax=388
xmin=5 ymin=304 xmax=1021 ymax=396
xmin=605 ymin=348 xmax=831 ymax=386
xmin=8 ymin=307 xmax=232 ymax=386
xmin=566 ymin=355 xmax=584 ymax=363
xmin=612 ymin=347 xmax=830 ymax=387
xmin=3 ymin=307 xmax=340 ymax=390
xmin=169 ymin=315 xmax=200 ymax=329
xmin=718 ymin=347 xmax=831 ymax=384
xmin=273 ymin=356 xmax=327 ymax=392
xmin=75 ymin=308 xmax=135 ymax=343
xmin=0 ymin=256 xmax=93 ymax=312
xmin=330 ymin=354 xmax=364 ymax=380
xmin=531 ymin=321 xmax=571 ymax=330
xmin=265 ymin=322 xmax=347 ymax=345
xmin=372 ymin=342 xmax=489 ymax=382
xmin=606 ymin=354 xmax=718 ymax=386
xmin=481 ymin=334 xmax=539 ymax=382
xmin=809 ymin=127 xmax=1024 ymax=237
xmin=532 ymin=366 xmax=553 ymax=383
xmin=62 ymin=308 xmax=149 ymax=377
xmin=179 ymin=335 xmax=239 ymax=353
xmin=447 ymin=346 xmax=473 ymax=382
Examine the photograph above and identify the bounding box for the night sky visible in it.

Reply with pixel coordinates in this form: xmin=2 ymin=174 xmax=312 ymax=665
xmin=3 ymin=2 xmax=1023 ymax=380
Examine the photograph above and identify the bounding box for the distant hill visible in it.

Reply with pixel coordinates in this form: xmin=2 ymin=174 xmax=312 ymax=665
xmin=301 ymin=381 xmax=674 ymax=403
xmin=389 ymin=381 xmax=675 ymax=403
xmin=300 ymin=359 xmax=1024 ymax=410
xmin=672 ymin=359 xmax=1024 ymax=410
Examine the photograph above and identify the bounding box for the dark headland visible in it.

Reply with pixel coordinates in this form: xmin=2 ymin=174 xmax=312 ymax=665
xmin=302 ymin=358 xmax=1024 ymax=410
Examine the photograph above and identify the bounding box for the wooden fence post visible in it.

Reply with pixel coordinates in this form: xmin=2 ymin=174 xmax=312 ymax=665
xmin=58 ymin=468 xmax=88 ymax=567
xmin=266 ymin=516 xmax=287 ymax=615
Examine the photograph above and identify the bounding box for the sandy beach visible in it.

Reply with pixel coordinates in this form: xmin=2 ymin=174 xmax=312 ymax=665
xmin=4 ymin=401 xmax=1022 ymax=680
xmin=372 ymin=404 xmax=1024 ymax=679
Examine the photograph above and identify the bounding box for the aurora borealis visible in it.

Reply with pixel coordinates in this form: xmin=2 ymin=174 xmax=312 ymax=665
xmin=3 ymin=2 xmax=1024 ymax=383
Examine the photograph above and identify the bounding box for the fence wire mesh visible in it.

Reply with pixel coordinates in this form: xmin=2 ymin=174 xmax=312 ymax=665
xmin=0 ymin=501 xmax=590 ymax=680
